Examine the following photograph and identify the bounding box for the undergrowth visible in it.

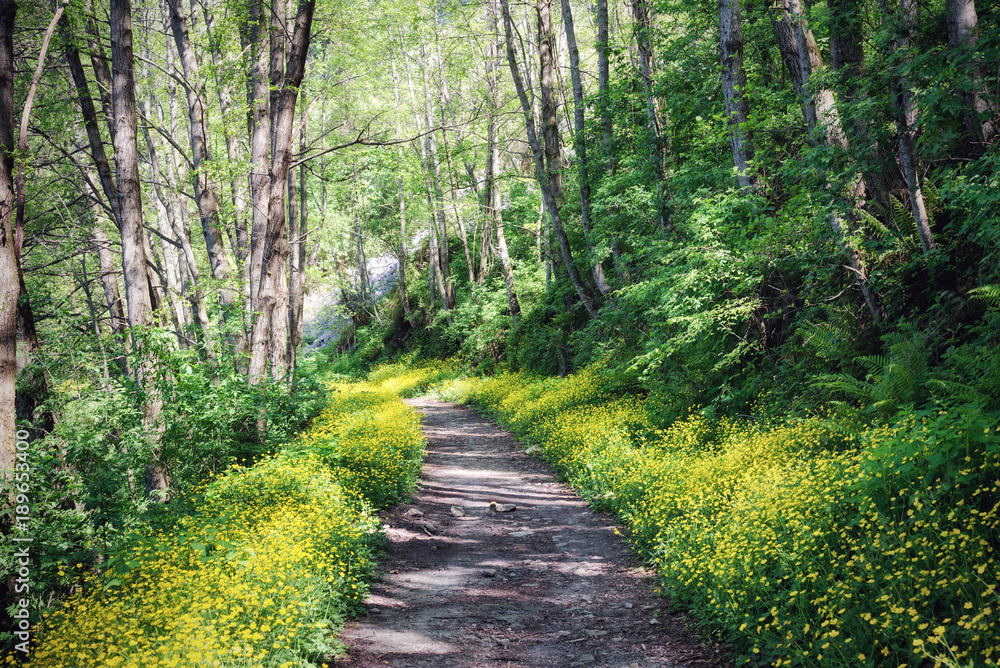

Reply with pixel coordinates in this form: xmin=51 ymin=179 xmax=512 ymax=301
xmin=9 ymin=381 xmax=424 ymax=668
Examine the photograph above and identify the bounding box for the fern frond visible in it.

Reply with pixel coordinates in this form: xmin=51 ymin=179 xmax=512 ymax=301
xmin=855 ymin=355 xmax=889 ymax=375
xmin=812 ymin=373 xmax=874 ymax=402
xmin=969 ymin=285 xmax=1000 ymax=309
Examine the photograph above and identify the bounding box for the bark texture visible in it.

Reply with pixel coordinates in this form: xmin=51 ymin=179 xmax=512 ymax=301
xmin=719 ymin=0 xmax=755 ymax=191
xmin=110 ymin=0 xmax=168 ymax=496
xmin=0 ymin=0 xmax=17 ymax=482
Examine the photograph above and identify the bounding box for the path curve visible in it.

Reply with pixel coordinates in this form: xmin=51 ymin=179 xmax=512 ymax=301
xmin=337 ymin=398 xmax=729 ymax=667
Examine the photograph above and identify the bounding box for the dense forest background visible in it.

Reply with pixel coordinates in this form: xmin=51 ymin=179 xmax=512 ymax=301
xmin=0 ymin=0 xmax=998 ymax=658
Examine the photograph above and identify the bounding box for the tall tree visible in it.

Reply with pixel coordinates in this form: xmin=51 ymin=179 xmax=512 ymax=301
xmin=110 ymin=0 xmax=167 ymax=496
xmin=249 ymin=0 xmax=316 ymax=383
xmin=887 ymin=0 xmax=936 ymax=253
xmin=946 ymin=0 xmax=994 ymax=145
xmin=487 ymin=0 xmax=520 ymax=323
xmin=165 ymin=0 xmax=243 ymax=314
xmin=0 ymin=0 xmax=17 ymax=484
xmin=718 ymin=0 xmax=754 ymax=191
xmin=562 ymin=0 xmax=611 ymax=295
xmin=500 ymin=0 xmax=597 ymax=317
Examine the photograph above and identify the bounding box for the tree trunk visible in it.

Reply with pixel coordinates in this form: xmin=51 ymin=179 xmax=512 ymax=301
xmin=827 ymin=0 xmax=893 ymax=214
xmin=0 ymin=0 xmax=18 ymax=484
xmin=288 ymin=107 xmax=308 ymax=378
xmin=538 ymin=0 xmax=563 ymax=202
xmin=92 ymin=218 xmax=128 ymax=341
xmin=437 ymin=79 xmax=476 ymax=287
xmin=249 ymin=0 xmax=315 ymax=384
xmin=946 ymin=0 xmax=994 ymax=144
xmin=630 ymin=0 xmax=669 ymax=229
xmin=202 ymin=1 xmax=249 ymax=263
xmin=562 ymin=0 xmax=611 ymax=295
xmin=718 ymin=0 xmax=755 ymax=191
xmin=597 ymin=0 xmax=613 ymax=153
xmin=110 ymin=0 xmax=168 ymax=498
xmin=770 ymin=0 xmax=881 ymax=322
xmin=389 ymin=51 xmax=413 ymax=320
xmin=488 ymin=0 xmax=521 ymax=323
xmin=166 ymin=0 xmax=243 ymax=316
xmin=894 ymin=0 xmax=935 ymax=253
xmin=421 ymin=45 xmax=456 ymax=309
xmin=501 ymin=0 xmax=598 ymax=318
xmin=62 ymin=15 xmax=121 ymax=228
xmin=247 ymin=0 xmax=271 ymax=313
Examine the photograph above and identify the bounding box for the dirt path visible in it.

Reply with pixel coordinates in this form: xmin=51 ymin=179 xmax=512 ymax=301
xmin=337 ymin=398 xmax=729 ymax=668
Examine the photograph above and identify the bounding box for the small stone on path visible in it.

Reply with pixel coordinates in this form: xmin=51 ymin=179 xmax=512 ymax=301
xmin=450 ymin=505 xmax=466 ymax=517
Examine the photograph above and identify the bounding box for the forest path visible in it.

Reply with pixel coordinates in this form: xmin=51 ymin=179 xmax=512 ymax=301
xmin=336 ymin=397 xmax=729 ymax=668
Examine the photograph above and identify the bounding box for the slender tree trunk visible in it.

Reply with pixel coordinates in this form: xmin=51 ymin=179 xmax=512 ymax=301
xmin=501 ymin=0 xmax=598 ymax=318
xmin=92 ymin=215 xmax=128 ymax=341
xmin=166 ymin=0 xmax=242 ymax=315
xmin=288 ymin=107 xmax=308 ymax=378
xmin=946 ymin=0 xmax=994 ymax=144
xmin=246 ymin=0 xmax=272 ymax=382
xmin=403 ymin=39 xmax=448 ymax=310
xmin=887 ymin=0 xmax=936 ymax=253
xmin=389 ymin=51 xmax=413 ymax=320
xmin=79 ymin=254 xmax=112 ymax=389
xmin=488 ymin=0 xmax=521 ymax=323
xmin=479 ymin=135 xmax=495 ymax=283
xmin=827 ymin=0 xmax=893 ymax=214
xmin=422 ymin=44 xmax=456 ymax=309
xmin=202 ymin=1 xmax=249 ymax=260
xmin=597 ymin=0 xmax=612 ymax=152
xmin=110 ymin=0 xmax=168 ymax=498
xmin=0 ymin=0 xmax=18 ymax=483
xmin=630 ymin=0 xmax=670 ymax=229
xmin=85 ymin=3 xmax=115 ymax=146
xmin=562 ymin=0 xmax=611 ymax=295
xmin=538 ymin=0 xmax=563 ymax=202
xmin=718 ymin=0 xmax=755 ymax=191
xmin=62 ymin=15 xmax=121 ymax=228
xmin=13 ymin=2 xmax=64 ymax=376
xmin=437 ymin=82 xmax=475 ymax=287
xmin=137 ymin=94 xmax=188 ymax=342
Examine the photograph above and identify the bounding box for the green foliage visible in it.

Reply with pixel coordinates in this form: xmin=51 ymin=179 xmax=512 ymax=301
xmin=10 ymin=375 xmax=425 ymax=666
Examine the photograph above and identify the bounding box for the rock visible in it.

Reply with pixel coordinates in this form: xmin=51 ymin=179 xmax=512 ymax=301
xmin=557 ymin=631 xmax=571 ymax=637
xmin=577 ymin=654 xmax=595 ymax=664
xmin=491 ymin=502 xmax=517 ymax=512
xmin=624 ymin=603 xmax=633 ymax=609
xmin=403 ymin=508 xmax=424 ymax=519
xmin=649 ymin=618 xmax=660 ymax=625
xmin=509 ymin=530 xmax=534 ymax=538
xmin=450 ymin=506 xmax=466 ymax=517
xmin=482 ymin=569 xmax=498 ymax=577
xmin=584 ymin=629 xmax=607 ymax=637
